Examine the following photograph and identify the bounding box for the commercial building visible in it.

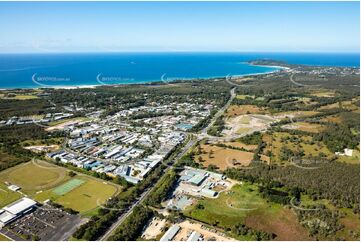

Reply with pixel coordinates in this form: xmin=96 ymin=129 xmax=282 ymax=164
xmin=160 ymin=225 xmax=180 ymax=241
xmin=187 ymin=231 xmax=202 ymax=241
xmin=0 ymin=198 xmax=37 ymax=227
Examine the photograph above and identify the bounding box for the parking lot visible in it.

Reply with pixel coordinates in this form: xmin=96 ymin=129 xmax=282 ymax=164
xmin=2 ymin=205 xmax=84 ymax=241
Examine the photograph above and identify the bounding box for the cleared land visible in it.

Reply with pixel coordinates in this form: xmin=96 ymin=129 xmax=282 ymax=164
xmin=174 ymin=220 xmax=236 ymax=241
xmin=184 ymin=183 xmax=310 ymax=240
xmin=282 ymin=122 xmax=326 ymax=133
xmin=0 ymin=94 xmax=39 ymax=100
xmin=223 ymin=114 xmax=274 ymax=137
xmin=336 ymin=149 xmax=360 ymax=164
xmin=226 ymin=105 xmax=267 ymax=117
xmin=319 ymin=100 xmax=359 ymax=111
xmin=310 ymin=90 xmax=336 ymax=98
xmin=195 ymin=144 xmax=254 ymax=170
xmin=222 ymin=142 xmax=257 ymax=151
xmin=236 ymin=94 xmax=255 ymax=100
xmin=142 ymin=217 xmax=167 ymax=240
xmin=46 ymin=117 xmax=91 ymax=131
xmin=272 ymin=110 xmax=320 ymax=119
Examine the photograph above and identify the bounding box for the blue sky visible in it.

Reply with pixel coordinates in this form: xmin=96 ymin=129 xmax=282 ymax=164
xmin=0 ymin=1 xmax=359 ymax=53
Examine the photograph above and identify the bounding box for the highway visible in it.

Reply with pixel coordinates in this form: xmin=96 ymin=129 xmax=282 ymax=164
xmin=201 ymin=87 xmax=236 ymax=136
xmin=100 ymin=135 xmax=196 ymax=241
xmin=99 ymin=87 xmax=234 ymax=241
xmin=99 ymin=186 xmax=153 ymax=241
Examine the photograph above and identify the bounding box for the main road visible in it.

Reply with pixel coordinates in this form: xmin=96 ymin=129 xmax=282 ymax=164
xmin=100 ymin=134 xmax=196 ymax=241
xmin=196 ymin=87 xmax=236 ymax=141
xmin=100 ymin=87 xmax=234 ymax=241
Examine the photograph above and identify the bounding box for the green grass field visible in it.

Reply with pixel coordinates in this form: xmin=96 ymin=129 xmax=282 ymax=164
xmin=184 ymin=182 xmax=310 ymax=240
xmin=0 ymin=160 xmax=69 ymax=195
xmin=0 ymin=182 xmax=22 ymax=207
xmin=0 ymin=94 xmax=39 ymax=100
xmin=48 ymin=117 xmax=91 ymax=126
xmin=337 ymin=149 xmax=360 ymax=164
xmin=0 ymin=233 xmax=10 ymax=241
xmin=184 ymin=183 xmax=271 ymax=228
xmin=53 ymin=178 xmax=85 ymax=195
xmin=35 ymin=176 xmax=119 ymax=214
xmin=0 ymin=160 xmax=120 ymax=214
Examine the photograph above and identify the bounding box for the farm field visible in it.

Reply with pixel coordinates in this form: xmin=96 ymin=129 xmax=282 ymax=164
xmin=0 ymin=160 xmax=120 ymax=214
xmin=184 ymin=182 xmax=310 ymax=240
xmin=195 ymin=144 xmax=254 ymax=170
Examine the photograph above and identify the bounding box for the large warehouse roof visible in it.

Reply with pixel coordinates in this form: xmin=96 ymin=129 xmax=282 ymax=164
xmin=3 ymin=197 xmax=37 ymax=215
xmin=0 ymin=210 xmax=16 ymax=226
xmin=160 ymin=225 xmax=180 ymax=241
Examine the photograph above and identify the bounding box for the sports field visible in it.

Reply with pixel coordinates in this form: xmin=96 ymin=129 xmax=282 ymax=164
xmin=53 ymin=179 xmax=85 ymax=195
xmin=55 ymin=177 xmax=118 ymax=213
xmin=0 ymin=160 xmax=120 ymax=214
xmin=0 ymin=160 xmax=68 ymax=194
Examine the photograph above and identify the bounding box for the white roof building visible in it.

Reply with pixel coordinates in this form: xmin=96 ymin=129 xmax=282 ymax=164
xmin=160 ymin=225 xmax=180 ymax=241
xmin=3 ymin=197 xmax=37 ymax=215
xmin=0 ymin=198 xmax=37 ymax=227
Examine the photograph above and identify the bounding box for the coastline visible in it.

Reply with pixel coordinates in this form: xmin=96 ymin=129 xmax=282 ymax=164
xmin=0 ymin=65 xmax=285 ymax=91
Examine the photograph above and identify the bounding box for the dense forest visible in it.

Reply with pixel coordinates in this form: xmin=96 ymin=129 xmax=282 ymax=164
xmin=0 ymin=124 xmax=63 ymax=171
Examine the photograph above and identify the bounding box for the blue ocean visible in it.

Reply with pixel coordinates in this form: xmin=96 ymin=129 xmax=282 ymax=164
xmin=0 ymin=52 xmax=359 ymax=89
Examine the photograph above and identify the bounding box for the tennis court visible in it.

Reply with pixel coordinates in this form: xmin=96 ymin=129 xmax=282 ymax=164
xmin=53 ymin=178 xmax=85 ymax=195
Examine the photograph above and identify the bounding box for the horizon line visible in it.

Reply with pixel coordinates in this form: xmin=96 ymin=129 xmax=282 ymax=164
xmin=0 ymin=50 xmax=359 ymax=55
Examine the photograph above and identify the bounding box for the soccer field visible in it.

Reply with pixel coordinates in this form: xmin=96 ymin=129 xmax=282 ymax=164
xmin=0 ymin=160 xmax=68 ymax=195
xmin=0 ymin=160 xmax=121 ymax=214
